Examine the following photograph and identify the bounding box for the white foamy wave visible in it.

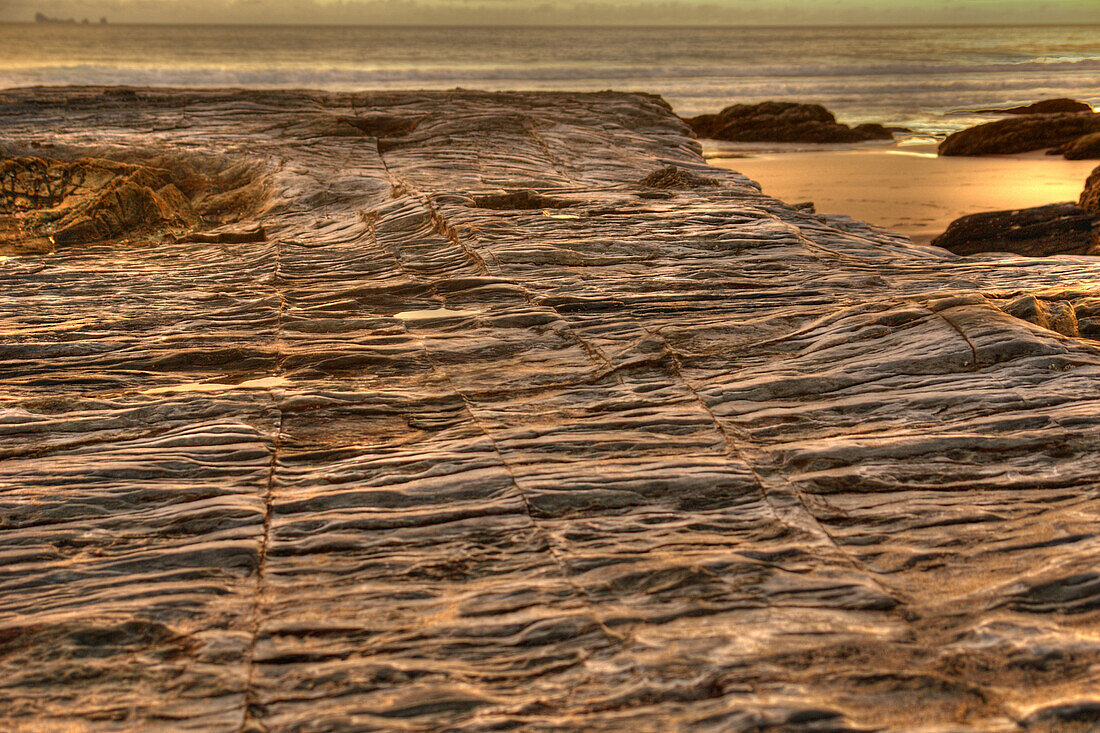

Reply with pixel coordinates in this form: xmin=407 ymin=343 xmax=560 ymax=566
xmin=6 ymin=55 xmax=1100 ymax=89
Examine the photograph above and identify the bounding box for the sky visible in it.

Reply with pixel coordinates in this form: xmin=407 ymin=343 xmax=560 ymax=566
xmin=5 ymin=0 xmax=1100 ymax=25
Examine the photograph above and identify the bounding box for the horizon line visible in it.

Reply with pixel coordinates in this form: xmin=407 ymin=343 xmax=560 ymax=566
xmin=5 ymin=20 xmax=1100 ymax=28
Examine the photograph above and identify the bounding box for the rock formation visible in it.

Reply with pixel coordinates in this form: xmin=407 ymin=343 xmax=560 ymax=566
xmin=48 ymin=162 xmax=196 ymax=246
xmin=930 ymin=202 xmax=1098 ymax=257
xmin=1081 ymin=165 xmax=1100 ymax=217
xmin=932 ymin=165 xmax=1100 ymax=257
xmin=2 ymin=87 xmax=1100 ymax=732
xmin=686 ymin=101 xmax=895 ymax=143
xmin=638 ymin=164 xmax=719 ymax=189
xmin=939 ymin=112 xmax=1100 ymax=156
xmin=941 ymin=100 xmax=1100 ymax=158
xmin=0 ymin=154 xmax=265 ymax=254
xmin=1000 ymin=294 xmax=1079 ymax=336
xmin=969 ymin=97 xmax=1093 ymax=115
xmin=34 ymin=11 xmax=78 ymax=23
xmin=1062 ymin=131 xmax=1100 ymax=160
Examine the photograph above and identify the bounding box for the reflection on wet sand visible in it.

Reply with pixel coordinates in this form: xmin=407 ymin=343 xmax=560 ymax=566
xmin=708 ymin=142 xmax=1098 ymax=243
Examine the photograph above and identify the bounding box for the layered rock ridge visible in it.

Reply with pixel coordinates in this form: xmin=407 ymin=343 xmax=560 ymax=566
xmin=2 ymin=88 xmax=1100 ymax=732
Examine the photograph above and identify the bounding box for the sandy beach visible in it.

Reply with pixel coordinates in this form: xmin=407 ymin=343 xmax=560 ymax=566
xmin=705 ymin=141 xmax=1099 ymax=244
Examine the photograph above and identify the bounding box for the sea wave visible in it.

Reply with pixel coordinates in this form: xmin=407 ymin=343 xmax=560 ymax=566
xmin=3 ymin=56 xmax=1098 ymax=133
xmin=5 ymin=63 xmax=1097 ymax=101
xmin=5 ymin=55 xmax=1100 ymax=86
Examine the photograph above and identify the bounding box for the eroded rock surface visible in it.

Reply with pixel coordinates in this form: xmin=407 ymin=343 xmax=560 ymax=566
xmin=639 ymin=165 xmax=720 ymax=189
xmin=2 ymin=87 xmax=1100 ymax=732
xmin=0 ymin=151 xmax=266 ymax=254
xmin=686 ymin=101 xmax=895 ymax=143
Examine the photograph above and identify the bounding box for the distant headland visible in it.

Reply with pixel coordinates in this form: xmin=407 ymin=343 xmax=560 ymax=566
xmin=34 ymin=12 xmax=107 ymax=24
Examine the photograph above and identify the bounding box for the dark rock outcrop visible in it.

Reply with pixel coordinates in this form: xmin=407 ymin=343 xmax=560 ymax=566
xmin=970 ymin=98 xmax=1093 ymax=115
xmin=638 ymin=165 xmax=719 ymax=189
xmin=34 ymin=11 xmax=78 ymax=23
xmin=1081 ymin=165 xmax=1100 ymax=218
xmin=852 ymin=122 xmax=898 ymax=138
xmin=686 ymin=101 xmax=895 ymax=143
xmin=469 ymin=190 xmax=576 ymax=210
xmin=939 ymin=113 xmax=1100 ymax=156
xmin=931 ymin=202 xmax=1098 ymax=257
xmin=1062 ymin=132 xmax=1100 ymax=160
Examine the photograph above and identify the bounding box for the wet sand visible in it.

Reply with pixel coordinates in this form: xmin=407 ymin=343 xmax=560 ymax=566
xmin=706 ymin=141 xmax=1099 ymax=244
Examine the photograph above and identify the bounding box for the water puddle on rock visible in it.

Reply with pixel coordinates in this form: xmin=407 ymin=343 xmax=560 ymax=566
xmin=393 ymin=308 xmax=480 ymax=321
xmin=142 ymin=375 xmax=289 ymax=395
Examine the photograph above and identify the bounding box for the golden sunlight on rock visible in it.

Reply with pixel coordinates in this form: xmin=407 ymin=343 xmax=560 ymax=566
xmin=3 ymin=87 xmax=1100 ymax=731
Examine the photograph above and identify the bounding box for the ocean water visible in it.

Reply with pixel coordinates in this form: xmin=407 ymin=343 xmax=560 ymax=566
xmin=1 ymin=23 xmax=1099 ymax=135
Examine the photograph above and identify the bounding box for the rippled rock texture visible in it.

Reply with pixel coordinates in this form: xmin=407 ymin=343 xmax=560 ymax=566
xmin=3 ymin=87 xmax=1100 ymax=732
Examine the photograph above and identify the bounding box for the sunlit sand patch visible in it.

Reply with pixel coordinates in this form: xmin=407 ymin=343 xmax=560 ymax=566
xmin=710 ymin=145 xmax=1099 ymax=244
xmin=886 ymin=150 xmax=939 ymax=159
xmin=393 ymin=308 xmax=480 ymax=321
xmin=898 ymin=136 xmax=943 ymax=147
xmin=142 ymin=375 xmax=289 ymax=395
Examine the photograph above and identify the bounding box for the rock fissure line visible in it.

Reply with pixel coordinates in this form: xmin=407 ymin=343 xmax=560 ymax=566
xmin=415 ymin=336 xmax=635 ymax=651
xmin=372 ymin=138 xmax=489 ymax=277
xmin=373 ymin=142 xmax=620 ymax=377
xmin=237 ymin=402 xmax=281 ymax=733
xmin=237 ymin=222 xmax=287 ymax=733
xmin=646 ymin=327 xmax=904 ymax=610
xmin=523 ymin=114 xmax=573 ymax=182
xmin=935 ymin=310 xmax=981 ymax=370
